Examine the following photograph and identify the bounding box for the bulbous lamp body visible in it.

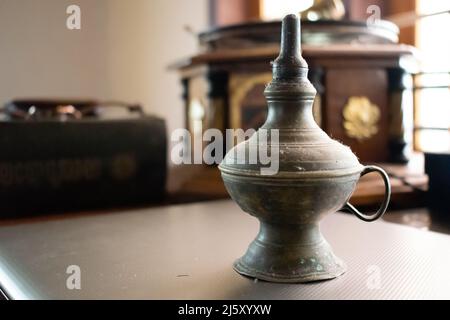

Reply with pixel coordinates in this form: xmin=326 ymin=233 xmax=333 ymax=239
xmin=219 ymin=14 xmax=391 ymax=283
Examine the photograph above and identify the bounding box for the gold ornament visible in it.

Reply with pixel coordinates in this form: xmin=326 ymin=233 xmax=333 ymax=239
xmin=343 ymin=96 xmax=380 ymax=141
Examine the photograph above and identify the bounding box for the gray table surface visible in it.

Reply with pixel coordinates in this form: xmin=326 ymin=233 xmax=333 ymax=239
xmin=0 ymin=200 xmax=449 ymax=300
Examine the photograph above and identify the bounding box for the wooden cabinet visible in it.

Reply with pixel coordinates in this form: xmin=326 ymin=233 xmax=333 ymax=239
xmin=325 ymin=68 xmax=389 ymax=162
xmin=174 ymin=43 xmax=417 ymax=163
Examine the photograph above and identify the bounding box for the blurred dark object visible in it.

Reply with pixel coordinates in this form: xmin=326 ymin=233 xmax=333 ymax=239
xmin=425 ymin=152 xmax=450 ymax=215
xmin=199 ymin=19 xmax=399 ymax=50
xmin=0 ymin=99 xmax=166 ymax=216
xmin=2 ymin=99 xmax=144 ymax=121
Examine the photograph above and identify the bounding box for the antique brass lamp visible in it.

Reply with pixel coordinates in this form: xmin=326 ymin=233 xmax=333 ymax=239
xmin=219 ymin=14 xmax=391 ymax=283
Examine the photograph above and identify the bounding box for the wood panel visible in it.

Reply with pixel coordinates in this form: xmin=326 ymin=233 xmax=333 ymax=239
xmin=387 ymin=0 xmax=416 ymax=45
xmin=324 ymin=68 xmax=389 ymax=162
xmin=209 ymin=0 xmax=260 ymax=26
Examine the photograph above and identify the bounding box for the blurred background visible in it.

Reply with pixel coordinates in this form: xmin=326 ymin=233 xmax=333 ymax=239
xmin=0 ymin=0 xmax=207 ymax=137
xmin=1 ymin=0 xmax=448 ymax=140
xmin=0 ymin=0 xmax=449 ymax=231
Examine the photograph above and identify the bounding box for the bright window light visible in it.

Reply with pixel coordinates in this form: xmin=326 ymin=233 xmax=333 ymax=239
xmin=417 ymin=0 xmax=450 ymax=72
xmin=415 ymin=0 xmax=450 ymax=152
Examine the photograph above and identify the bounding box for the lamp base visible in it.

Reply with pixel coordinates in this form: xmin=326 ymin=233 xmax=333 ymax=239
xmin=233 ymin=222 xmax=346 ymax=283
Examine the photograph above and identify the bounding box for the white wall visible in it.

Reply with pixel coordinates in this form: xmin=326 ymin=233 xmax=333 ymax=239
xmin=0 ymin=0 xmax=208 ymax=137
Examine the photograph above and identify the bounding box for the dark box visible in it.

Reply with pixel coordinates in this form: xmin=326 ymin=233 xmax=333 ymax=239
xmin=0 ymin=116 xmax=166 ymax=216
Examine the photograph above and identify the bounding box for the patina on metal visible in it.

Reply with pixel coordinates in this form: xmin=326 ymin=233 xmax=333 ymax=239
xmin=219 ymin=14 xmax=391 ymax=283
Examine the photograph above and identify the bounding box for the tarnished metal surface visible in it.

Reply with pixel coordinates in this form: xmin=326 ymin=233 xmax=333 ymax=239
xmin=219 ymin=15 xmax=391 ymax=283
